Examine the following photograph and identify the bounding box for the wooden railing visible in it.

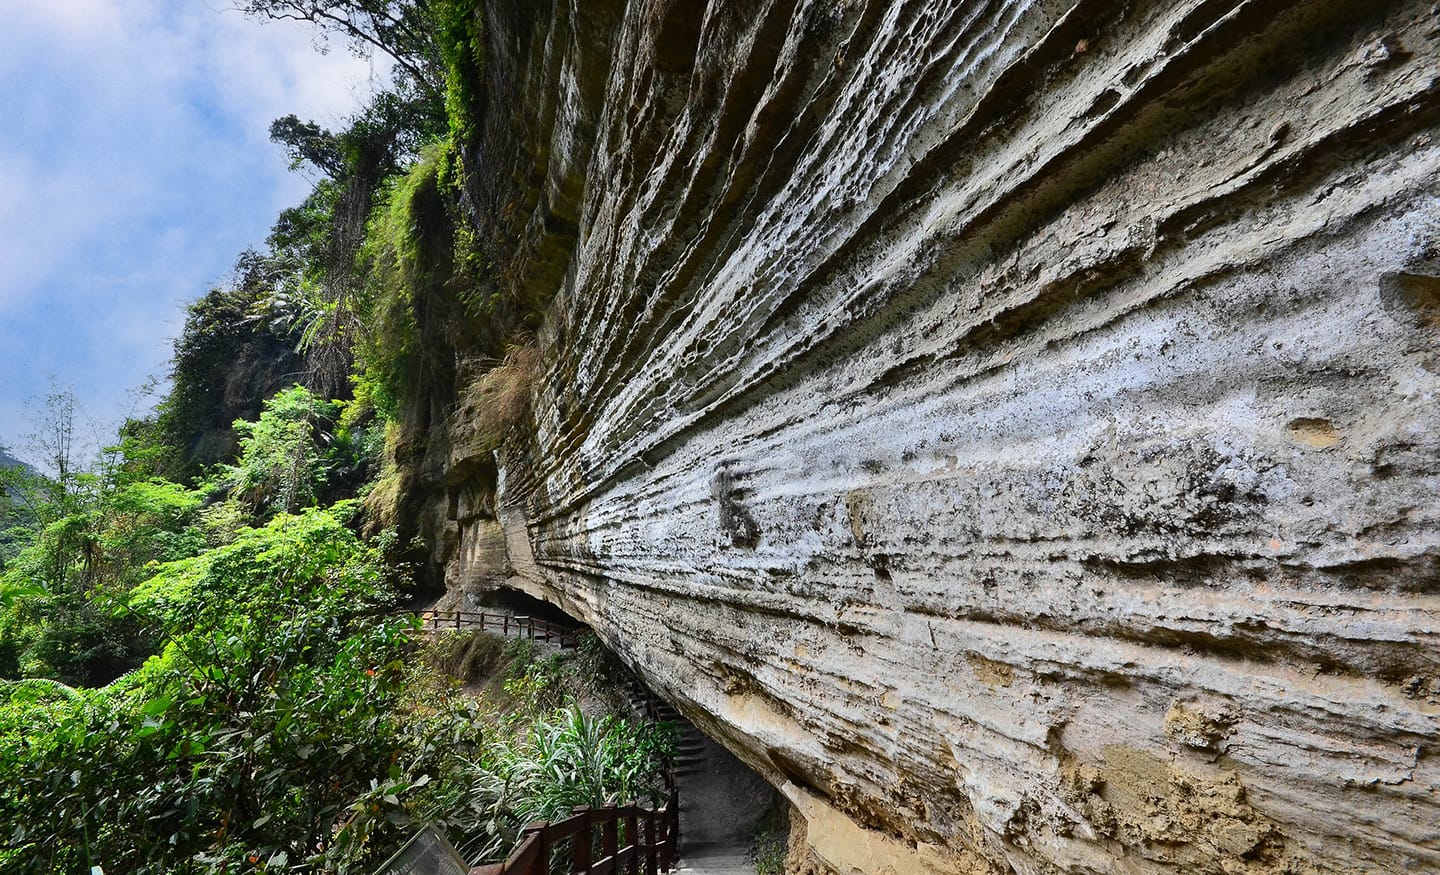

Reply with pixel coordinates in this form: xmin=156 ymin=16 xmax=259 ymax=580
xmin=403 ymin=610 xmax=581 ymax=649
xmin=469 ymin=788 xmax=680 ymax=875
xmin=396 ymin=612 xmax=683 ymax=874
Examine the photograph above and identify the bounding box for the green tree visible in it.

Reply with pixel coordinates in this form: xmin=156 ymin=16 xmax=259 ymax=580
xmin=261 ymin=88 xmax=444 ymax=393
xmin=221 ymin=385 xmax=354 ymax=516
xmin=155 ymin=284 xmax=307 ymax=479
xmin=0 ymin=475 xmax=200 ymax=684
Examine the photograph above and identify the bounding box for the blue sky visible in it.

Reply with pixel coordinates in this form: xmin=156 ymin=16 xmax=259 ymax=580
xmin=0 ymin=0 xmax=378 ymax=463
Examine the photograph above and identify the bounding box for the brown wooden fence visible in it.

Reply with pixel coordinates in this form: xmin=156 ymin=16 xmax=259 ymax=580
xmin=403 ymin=610 xmax=581 ymax=649
xmin=469 ymin=788 xmax=680 ymax=875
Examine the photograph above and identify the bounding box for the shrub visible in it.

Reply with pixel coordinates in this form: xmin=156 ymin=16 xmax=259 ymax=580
xmin=0 ymin=503 xmax=407 ymax=874
xmin=751 ymin=830 xmax=788 ymax=875
xmin=438 ymin=704 xmax=677 ymax=863
xmin=223 ymin=385 xmax=341 ymax=516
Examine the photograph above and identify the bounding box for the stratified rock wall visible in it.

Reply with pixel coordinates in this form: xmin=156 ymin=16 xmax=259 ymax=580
xmin=443 ymin=1 xmax=1440 ymax=871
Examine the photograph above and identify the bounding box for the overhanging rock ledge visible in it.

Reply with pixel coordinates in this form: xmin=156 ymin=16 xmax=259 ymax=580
xmin=414 ymin=1 xmax=1440 ymax=872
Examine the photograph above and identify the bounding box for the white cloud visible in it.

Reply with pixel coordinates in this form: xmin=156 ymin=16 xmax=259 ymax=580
xmin=1 ymin=0 xmax=127 ymax=42
xmin=0 ymin=158 xmax=109 ymax=310
xmin=204 ymin=7 xmax=387 ymax=129
xmin=0 ymin=0 xmax=382 ymax=436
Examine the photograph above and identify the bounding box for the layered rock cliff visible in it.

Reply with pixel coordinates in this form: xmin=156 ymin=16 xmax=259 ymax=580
xmin=417 ymin=1 xmax=1440 ymax=871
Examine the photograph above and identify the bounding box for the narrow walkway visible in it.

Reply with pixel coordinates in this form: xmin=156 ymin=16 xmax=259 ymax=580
xmin=405 ymin=608 xmax=579 ymax=649
xmin=672 ymin=845 xmax=755 ymax=874
xmin=626 ymin=683 xmax=759 ymax=875
xmin=416 ymin=603 xmax=761 ymax=874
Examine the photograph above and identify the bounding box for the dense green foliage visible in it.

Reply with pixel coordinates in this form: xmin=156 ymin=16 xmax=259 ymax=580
xmin=0 ymin=6 xmax=624 ymax=869
xmin=0 ymin=386 xmax=374 ymax=686
xmin=144 ymin=2 xmax=458 ymax=474
xmin=219 ymin=385 xmax=377 ymax=516
xmin=432 ymin=0 xmax=485 ymax=146
xmin=118 ymin=0 xmax=548 ymax=573
xmin=0 ymin=392 xmax=673 ymax=873
xmin=1 ymin=389 xmax=198 ymax=684
xmin=0 ymin=506 xmax=408 ymax=873
xmin=224 ymin=0 xmax=544 ymax=439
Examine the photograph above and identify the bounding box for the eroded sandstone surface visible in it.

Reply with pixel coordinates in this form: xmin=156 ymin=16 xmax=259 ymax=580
xmin=421 ymin=1 xmax=1440 ymax=871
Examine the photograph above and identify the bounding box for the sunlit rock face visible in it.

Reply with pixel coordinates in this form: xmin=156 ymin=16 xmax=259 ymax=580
xmin=435 ymin=0 xmax=1440 ymax=871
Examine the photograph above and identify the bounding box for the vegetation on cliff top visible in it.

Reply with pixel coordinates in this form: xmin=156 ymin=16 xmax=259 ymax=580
xmin=140 ymin=0 xmax=538 ymax=542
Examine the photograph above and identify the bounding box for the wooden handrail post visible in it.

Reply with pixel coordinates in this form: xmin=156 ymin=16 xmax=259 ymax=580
xmin=503 ymin=614 xmax=509 ymax=635
xmin=601 ymin=803 xmax=618 ymax=865
xmin=670 ymin=786 xmax=680 ymax=866
xmin=569 ymin=806 xmax=593 ymax=873
xmin=522 ymin=822 xmax=548 ymax=875
xmin=644 ymin=812 xmax=658 ymax=875
xmin=625 ymin=809 xmax=640 ymax=875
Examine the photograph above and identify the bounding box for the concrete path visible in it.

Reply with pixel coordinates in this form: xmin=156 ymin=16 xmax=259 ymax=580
xmin=674 ymin=843 xmax=756 ymax=875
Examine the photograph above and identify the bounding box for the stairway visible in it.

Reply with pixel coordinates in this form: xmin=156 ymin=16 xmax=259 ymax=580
xmin=624 ymin=682 xmax=757 ymax=875
xmin=649 ymin=696 xmax=709 ymax=784
xmin=627 ymin=680 xmax=707 ymax=781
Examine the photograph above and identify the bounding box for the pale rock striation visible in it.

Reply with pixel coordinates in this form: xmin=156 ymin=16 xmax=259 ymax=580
xmin=425 ymin=0 xmax=1440 ymax=871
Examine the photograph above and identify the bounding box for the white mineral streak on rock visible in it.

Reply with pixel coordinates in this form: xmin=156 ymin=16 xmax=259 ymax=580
xmin=440 ymin=0 xmax=1440 ymax=871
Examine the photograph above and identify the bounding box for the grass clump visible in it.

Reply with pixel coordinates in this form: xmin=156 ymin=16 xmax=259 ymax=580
xmin=423 ymin=627 xmax=507 ymax=684
xmin=456 ymin=341 xmax=540 ymax=453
